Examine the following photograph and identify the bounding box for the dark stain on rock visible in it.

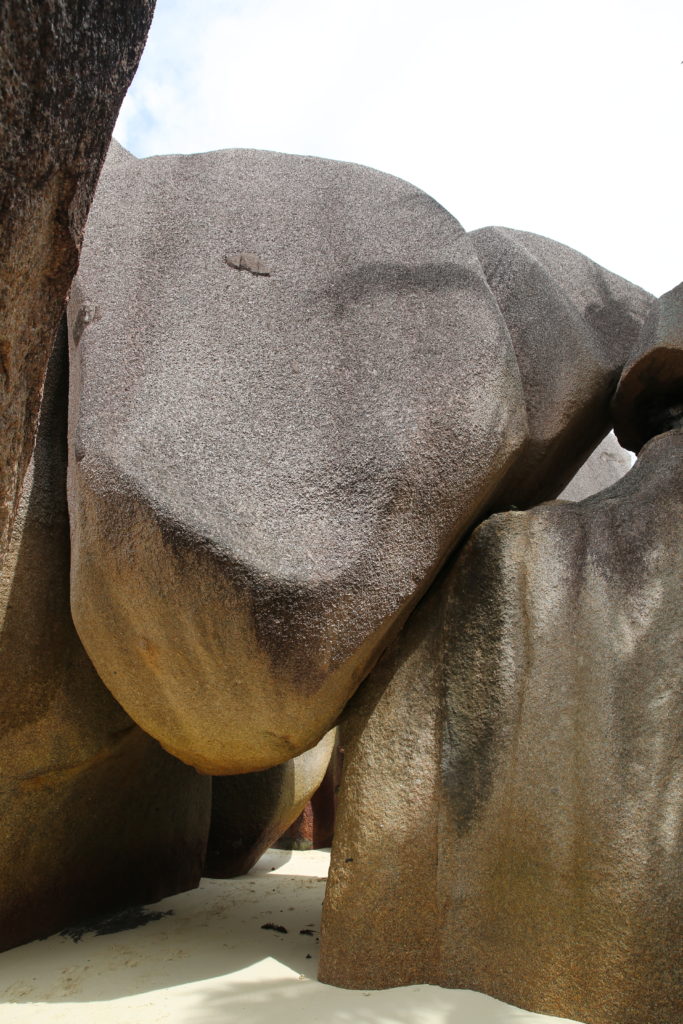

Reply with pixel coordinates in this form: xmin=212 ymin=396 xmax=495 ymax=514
xmin=225 ymin=252 xmax=271 ymax=276
xmin=441 ymin=527 xmax=509 ymax=836
xmin=71 ymin=303 xmax=101 ymax=346
xmin=59 ymin=906 xmax=174 ymax=942
xmin=323 ymin=260 xmax=481 ymax=317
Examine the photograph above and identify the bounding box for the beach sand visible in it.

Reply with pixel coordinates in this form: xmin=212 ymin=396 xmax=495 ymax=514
xmin=0 ymin=849 xmax=582 ymax=1024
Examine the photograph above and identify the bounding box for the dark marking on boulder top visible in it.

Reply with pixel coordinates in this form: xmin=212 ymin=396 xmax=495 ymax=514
xmin=226 ymin=252 xmax=271 ymax=276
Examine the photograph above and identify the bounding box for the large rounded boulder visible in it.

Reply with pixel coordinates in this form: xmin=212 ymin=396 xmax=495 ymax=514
xmin=67 ymin=144 xmax=527 ymax=773
xmin=67 ymin=145 xmax=651 ymax=774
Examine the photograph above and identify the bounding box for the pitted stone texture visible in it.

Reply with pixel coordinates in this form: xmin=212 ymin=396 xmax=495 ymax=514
xmin=612 ymin=280 xmax=683 ymax=451
xmin=320 ymin=430 xmax=682 ymax=1024
xmin=471 ymin=226 xmax=652 ymax=506
xmin=67 ymin=146 xmax=528 ymax=773
xmin=0 ymin=327 xmax=210 ymax=953
xmin=0 ymin=0 xmax=155 ymax=563
xmin=68 ymin=147 xmax=653 ymax=774
xmin=205 ymin=730 xmax=336 ymax=878
xmin=559 ymin=431 xmax=631 ymax=501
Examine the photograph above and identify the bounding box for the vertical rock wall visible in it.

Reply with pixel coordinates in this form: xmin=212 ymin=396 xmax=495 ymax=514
xmin=321 ymin=428 xmax=682 ymax=1024
xmin=0 ymin=0 xmax=155 ymax=561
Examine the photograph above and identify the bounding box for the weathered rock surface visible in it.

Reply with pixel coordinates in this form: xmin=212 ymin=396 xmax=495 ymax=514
xmin=558 ymin=431 xmax=631 ymax=501
xmin=205 ymin=730 xmax=336 ymax=877
xmin=277 ymin=741 xmax=342 ymax=851
xmin=320 ymin=429 xmax=682 ymax=1024
xmin=0 ymin=0 xmax=155 ymax=562
xmin=612 ymin=280 xmax=683 ymax=451
xmin=67 ymin=145 xmax=651 ymax=774
xmin=0 ymin=326 xmax=210 ymax=953
xmin=470 ymin=226 xmax=652 ymax=506
xmin=67 ymin=145 xmax=528 ymax=773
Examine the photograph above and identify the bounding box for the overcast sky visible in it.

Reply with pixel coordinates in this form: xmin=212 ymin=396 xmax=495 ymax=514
xmin=115 ymin=0 xmax=682 ymax=296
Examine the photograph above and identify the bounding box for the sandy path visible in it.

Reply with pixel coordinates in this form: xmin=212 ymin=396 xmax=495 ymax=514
xmin=0 ymin=849 xmax=581 ymax=1024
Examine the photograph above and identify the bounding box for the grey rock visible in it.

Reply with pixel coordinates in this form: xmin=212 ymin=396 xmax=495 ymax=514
xmin=67 ymin=146 xmax=652 ymax=774
xmin=612 ymin=280 xmax=683 ymax=451
xmin=0 ymin=325 xmax=210 ymax=953
xmin=320 ymin=429 xmax=682 ymax=1024
xmin=559 ymin=431 xmax=631 ymax=501
xmin=226 ymin=252 xmax=271 ymax=275
xmin=205 ymin=730 xmax=336 ymax=877
xmin=470 ymin=226 xmax=652 ymax=506
xmin=0 ymin=0 xmax=155 ymax=562
xmin=67 ymin=145 xmax=527 ymax=773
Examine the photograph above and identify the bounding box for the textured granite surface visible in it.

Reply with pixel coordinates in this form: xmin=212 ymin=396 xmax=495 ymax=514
xmin=206 ymin=730 xmax=336 ymax=877
xmin=0 ymin=326 xmax=210 ymax=953
xmin=68 ymin=145 xmax=526 ymax=772
xmin=0 ymin=1 xmax=155 ymax=562
xmin=471 ymin=226 xmax=651 ymax=506
xmin=612 ymin=280 xmax=683 ymax=451
xmin=558 ymin=431 xmax=631 ymax=501
xmin=321 ymin=428 xmax=682 ymax=1024
xmin=68 ymin=145 xmax=652 ymax=774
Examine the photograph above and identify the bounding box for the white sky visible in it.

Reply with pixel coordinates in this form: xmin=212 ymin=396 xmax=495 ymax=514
xmin=115 ymin=0 xmax=682 ymax=296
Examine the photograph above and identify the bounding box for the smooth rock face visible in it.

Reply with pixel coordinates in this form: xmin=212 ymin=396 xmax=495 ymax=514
xmin=612 ymin=280 xmax=683 ymax=451
xmin=67 ymin=144 xmax=529 ymax=773
xmin=558 ymin=431 xmax=631 ymax=501
xmin=471 ymin=226 xmax=651 ymax=506
xmin=205 ymin=730 xmax=336 ymax=877
xmin=320 ymin=429 xmax=682 ymax=1024
xmin=277 ymin=742 xmax=342 ymax=851
xmin=68 ymin=145 xmax=655 ymax=776
xmin=0 ymin=327 xmax=210 ymax=953
xmin=0 ymin=0 xmax=155 ymax=562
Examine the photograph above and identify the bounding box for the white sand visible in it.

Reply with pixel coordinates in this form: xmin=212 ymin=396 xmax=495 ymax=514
xmin=0 ymin=849 xmax=582 ymax=1024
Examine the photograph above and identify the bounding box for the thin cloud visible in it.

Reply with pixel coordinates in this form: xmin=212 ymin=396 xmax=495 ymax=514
xmin=116 ymin=0 xmax=683 ymax=295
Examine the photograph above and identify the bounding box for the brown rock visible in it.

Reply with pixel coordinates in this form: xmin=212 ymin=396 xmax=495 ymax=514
xmin=612 ymin=280 xmax=683 ymax=452
xmin=67 ymin=145 xmax=528 ymax=773
xmin=0 ymin=326 xmax=210 ymax=953
xmin=276 ymin=741 xmax=342 ymax=851
xmin=0 ymin=0 xmax=155 ymax=562
xmin=205 ymin=730 xmax=336 ymax=877
xmin=319 ymin=583 xmax=443 ymax=988
xmin=320 ymin=429 xmax=682 ymax=1024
